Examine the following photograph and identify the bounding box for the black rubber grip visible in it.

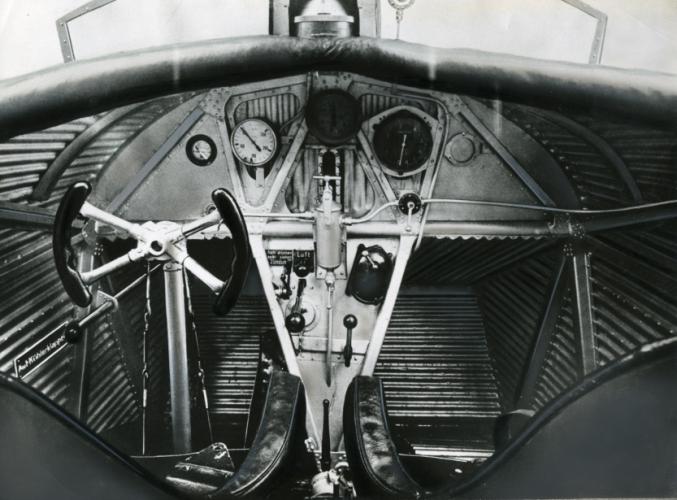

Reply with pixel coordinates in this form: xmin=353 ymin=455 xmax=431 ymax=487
xmin=211 ymin=188 xmax=251 ymax=316
xmin=53 ymin=182 xmax=92 ymax=307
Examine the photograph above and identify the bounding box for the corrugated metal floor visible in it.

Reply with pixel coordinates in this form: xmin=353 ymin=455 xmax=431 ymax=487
xmin=376 ymin=289 xmax=501 ymax=458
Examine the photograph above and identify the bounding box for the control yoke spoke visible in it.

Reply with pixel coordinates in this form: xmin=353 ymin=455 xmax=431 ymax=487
xmin=164 ymin=245 xmax=224 ymax=293
xmin=80 ymin=247 xmax=148 ymax=285
xmin=80 ymin=201 xmax=153 ymax=242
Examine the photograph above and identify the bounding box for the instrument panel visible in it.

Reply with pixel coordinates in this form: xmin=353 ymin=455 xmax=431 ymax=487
xmin=213 ymin=76 xmax=449 ymax=219
xmin=111 ymin=70 xmax=546 ymax=225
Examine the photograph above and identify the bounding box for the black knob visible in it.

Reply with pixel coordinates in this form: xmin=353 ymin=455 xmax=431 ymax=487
xmin=64 ymin=321 xmax=83 ymax=344
xmin=285 ymin=312 xmax=306 ymax=333
xmin=343 ymin=314 xmax=357 ymax=329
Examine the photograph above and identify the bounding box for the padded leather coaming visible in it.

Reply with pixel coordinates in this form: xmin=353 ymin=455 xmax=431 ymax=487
xmin=4 ymin=36 xmax=677 ymax=140
xmin=447 ymin=338 xmax=677 ymax=499
xmin=0 ymin=372 xmax=178 ymax=500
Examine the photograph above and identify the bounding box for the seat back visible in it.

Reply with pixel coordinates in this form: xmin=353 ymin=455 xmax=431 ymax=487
xmin=345 ymin=338 xmax=677 ymax=499
xmin=209 ymin=370 xmax=305 ymax=498
xmin=344 ymin=376 xmax=424 ymax=498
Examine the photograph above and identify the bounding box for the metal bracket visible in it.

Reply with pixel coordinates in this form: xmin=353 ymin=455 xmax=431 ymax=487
xmin=561 ymin=0 xmax=608 ymax=64
xmin=56 ymin=0 xmax=118 ymax=62
xmin=93 ymin=290 xmax=118 ymax=312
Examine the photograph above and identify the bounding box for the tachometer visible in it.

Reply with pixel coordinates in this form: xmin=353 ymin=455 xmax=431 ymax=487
xmin=372 ymin=110 xmax=433 ymax=177
xmin=231 ymin=118 xmax=278 ymax=167
xmin=305 ymin=89 xmax=361 ymax=146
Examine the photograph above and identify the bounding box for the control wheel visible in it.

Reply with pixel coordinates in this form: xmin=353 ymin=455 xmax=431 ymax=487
xmin=52 ymin=181 xmax=250 ymax=315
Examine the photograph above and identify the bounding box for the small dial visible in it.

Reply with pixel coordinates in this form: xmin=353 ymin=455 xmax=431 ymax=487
xmin=305 ymin=89 xmax=361 ymax=146
xmin=373 ymin=110 xmax=434 ymax=177
xmin=186 ymin=135 xmax=217 ymax=166
xmin=231 ymin=118 xmax=278 ymax=167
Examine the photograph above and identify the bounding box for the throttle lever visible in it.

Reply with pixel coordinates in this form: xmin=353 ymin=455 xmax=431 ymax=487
xmin=343 ymin=314 xmax=357 ymax=367
xmin=53 ymin=181 xmax=92 ymax=307
xmin=285 ymin=278 xmax=307 ymax=333
xmin=211 ymin=188 xmax=251 ymax=316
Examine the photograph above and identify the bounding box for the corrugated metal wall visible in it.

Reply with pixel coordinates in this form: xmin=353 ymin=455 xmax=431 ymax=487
xmin=0 ymin=120 xmax=97 ymax=202
xmin=476 ymin=251 xmax=558 ymax=411
xmin=589 ymin=223 xmax=677 ymax=364
xmin=574 ymin=118 xmax=677 ymax=202
xmin=503 ymin=104 xmax=636 ymax=208
xmin=0 ymin=96 xmax=188 ymax=445
xmin=45 ymin=96 xmax=190 ymax=206
xmin=531 ymin=289 xmax=580 ymax=411
xmin=405 ymin=238 xmax=555 ymax=286
xmin=0 ymin=229 xmax=74 ymax=406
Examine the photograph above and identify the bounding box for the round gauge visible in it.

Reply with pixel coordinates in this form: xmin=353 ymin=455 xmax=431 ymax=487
xmin=231 ymin=118 xmax=278 ymax=167
xmin=186 ymin=135 xmax=217 ymax=166
xmin=305 ymin=89 xmax=361 ymax=146
xmin=372 ymin=110 xmax=434 ymax=177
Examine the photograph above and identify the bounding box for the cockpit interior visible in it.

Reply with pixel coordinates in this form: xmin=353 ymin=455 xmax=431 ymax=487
xmin=1 ymin=1 xmax=677 ymax=498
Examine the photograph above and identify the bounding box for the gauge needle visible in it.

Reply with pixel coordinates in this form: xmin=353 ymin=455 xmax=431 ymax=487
xmin=241 ymin=128 xmax=262 ymax=152
xmin=397 ymin=133 xmax=408 ymax=169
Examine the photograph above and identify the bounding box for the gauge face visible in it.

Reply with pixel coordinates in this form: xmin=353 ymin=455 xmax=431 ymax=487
xmin=186 ymin=135 xmax=217 ymax=166
xmin=373 ymin=110 xmax=434 ymax=177
xmin=305 ymin=89 xmax=361 ymax=146
xmin=231 ymin=118 xmax=278 ymax=167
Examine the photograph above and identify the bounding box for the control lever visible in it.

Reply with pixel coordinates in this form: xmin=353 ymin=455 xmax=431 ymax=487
xmin=342 ymin=314 xmax=357 ymax=367
xmin=321 ymin=399 xmax=331 ymax=472
xmin=285 ymin=278 xmax=307 ymax=333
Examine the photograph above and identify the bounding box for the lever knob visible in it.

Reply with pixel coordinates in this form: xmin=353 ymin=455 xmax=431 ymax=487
xmin=343 ymin=314 xmax=357 ymax=329
xmin=285 ymin=312 xmax=306 ymax=333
